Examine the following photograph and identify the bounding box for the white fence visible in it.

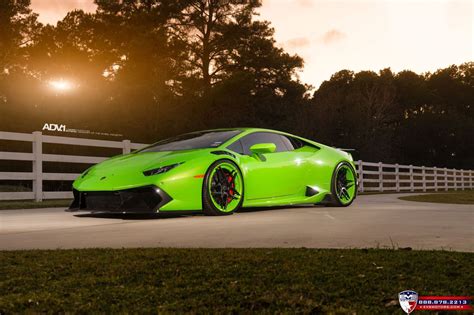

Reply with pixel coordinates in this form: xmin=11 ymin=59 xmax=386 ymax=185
xmin=0 ymin=131 xmax=145 ymax=201
xmin=354 ymin=161 xmax=473 ymax=193
xmin=0 ymin=131 xmax=472 ymax=201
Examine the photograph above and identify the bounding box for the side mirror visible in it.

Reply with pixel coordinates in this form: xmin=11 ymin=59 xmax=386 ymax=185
xmin=249 ymin=143 xmax=276 ymax=155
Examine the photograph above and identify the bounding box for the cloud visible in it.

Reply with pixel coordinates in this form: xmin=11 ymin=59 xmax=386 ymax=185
xmin=31 ymin=0 xmax=97 ymax=24
xmin=31 ymin=0 xmax=95 ymax=11
xmin=321 ymin=29 xmax=347 ymax=44
xmin=296 ymin=0 xmax=314 ymax=8
xmin=284 ymin=37 xmax=311 ymax=49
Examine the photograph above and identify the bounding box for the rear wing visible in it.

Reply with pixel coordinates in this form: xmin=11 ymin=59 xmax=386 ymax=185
xmin=337 ymin=148 xmax=356 ymax=152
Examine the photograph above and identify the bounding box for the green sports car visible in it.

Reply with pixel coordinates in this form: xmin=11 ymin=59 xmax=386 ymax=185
xmin=68 ymin=128 xmax=357 ymax=215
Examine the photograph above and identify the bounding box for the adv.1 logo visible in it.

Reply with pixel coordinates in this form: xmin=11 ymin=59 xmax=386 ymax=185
xmin=42 ymin=123 xmax=66 ymax=132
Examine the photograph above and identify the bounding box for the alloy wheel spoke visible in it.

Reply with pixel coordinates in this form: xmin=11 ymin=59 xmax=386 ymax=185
xmin=336 ymin=166 xmax=355 ymax=202
xmin=216 ymin=167 xmax=226 ymax=185
xmin=337 ymin=190 xmax=343 ymax=199
xmin=217 ymin=167 xmax=226 ymax=185
xmin=342 ymin=189 xmax=350 ymax=200
xmin=210 ymin=165 xmax=240 ymax=210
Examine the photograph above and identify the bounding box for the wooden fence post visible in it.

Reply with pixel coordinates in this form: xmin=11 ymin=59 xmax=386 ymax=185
xmin=471 ymin=170 xmax=474 ymax=189
xmin=32 ymin=131 xmax=43 ymax=202
xmin=358 ymin=160 xmax=364 ymax=193
xmin=409 ymin=165 xmax=414 ymax=192
xmin=122 ymin=139 xmax=131 ymax=154
xmin=395 ymin=163 xmax=400 ymax=192
xmin=461 ymin=169 xmax=465 ymax=191
xmin=454 ymin=169 xmax=458 ymax=191
xmin=434 ymin=167 xmax=438 ymax=192
xmin=378 ymin=162 xmax=383 ymax=192
xmin=421 ymin=166 xmax=426 ymax=192
xmin=444 ymin=167 xmax=448 ymax=191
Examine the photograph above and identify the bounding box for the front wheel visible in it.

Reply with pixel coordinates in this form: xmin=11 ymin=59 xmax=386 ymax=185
xmin=202 ymin=159 xmax=244 ymax=216
xmin=328 ymin=162 xmax=357 ymax=207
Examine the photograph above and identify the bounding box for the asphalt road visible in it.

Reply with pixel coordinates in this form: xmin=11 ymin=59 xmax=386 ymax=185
xmin=0 ymin=194 xmax=472 ymax=251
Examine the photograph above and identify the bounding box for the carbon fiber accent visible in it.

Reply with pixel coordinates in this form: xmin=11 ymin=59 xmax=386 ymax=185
xmin=305 ymin=186 xmax=319 ymax=197
xmin=210 ymin=150 xmax=236 ymax=158
xmin=68 ymin=186 xmax=171 ymax=213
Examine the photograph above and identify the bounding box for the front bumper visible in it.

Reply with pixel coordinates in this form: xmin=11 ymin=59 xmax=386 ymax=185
xmin=67 ymin=185 xmax=171 ymax=213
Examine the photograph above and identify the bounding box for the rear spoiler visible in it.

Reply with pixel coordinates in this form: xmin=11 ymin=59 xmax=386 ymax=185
xmin=334 ymin=148 xmax=356 ymax=160
xmin=335 ymin=148 xmax=356 ymax=152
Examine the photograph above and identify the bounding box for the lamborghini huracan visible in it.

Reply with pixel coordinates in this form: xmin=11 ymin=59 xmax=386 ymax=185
xmin=68 ymin=128 xmax=357 ymax=215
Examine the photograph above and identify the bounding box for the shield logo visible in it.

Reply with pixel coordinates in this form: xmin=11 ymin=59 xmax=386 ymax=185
xmin=399 ymin=290 xmax=418 ymax=314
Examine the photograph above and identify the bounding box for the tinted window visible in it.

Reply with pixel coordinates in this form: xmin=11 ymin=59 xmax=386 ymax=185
xmin=281 ymin=135 xmax=305 ymax=150
xmin=239 ymin=132 xmax=289 ymax=155
xmin=138 ymin=130 xmax=241 ymax=153
xmin=227 ymin=139 xmax=244 ymax=154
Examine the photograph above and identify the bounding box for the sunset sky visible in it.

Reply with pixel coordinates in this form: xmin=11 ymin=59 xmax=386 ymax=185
xmin=31 ymin=0 xmax=473 ymax=88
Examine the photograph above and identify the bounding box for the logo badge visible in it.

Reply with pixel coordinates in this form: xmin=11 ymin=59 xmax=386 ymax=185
xmin=42 ymin=123 xmax=66 ymax=132
xmin=399 ymin=290 xmax=418 ymax=314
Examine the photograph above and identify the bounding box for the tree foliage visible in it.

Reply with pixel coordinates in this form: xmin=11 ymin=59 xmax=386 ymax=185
xmin=0 ymin=0 xmax=472 ymax=169
xmin=311 ymin=63 xmax=474 ymax=168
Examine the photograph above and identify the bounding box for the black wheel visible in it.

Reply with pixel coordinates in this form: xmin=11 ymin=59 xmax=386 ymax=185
xmin=202 ymin=159 xmax=244 ymax=216
xmin=328 ymin=161 xmax=357 ymax=207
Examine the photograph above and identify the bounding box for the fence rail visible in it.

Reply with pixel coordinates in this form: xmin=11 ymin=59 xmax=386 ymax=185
xmin=0 ymin=131 xmax=472 ymax=201
xmin=0 ymin=131 xmax=146 ymax=201
xmin=354 ymin=161 xmax=473 ymax=193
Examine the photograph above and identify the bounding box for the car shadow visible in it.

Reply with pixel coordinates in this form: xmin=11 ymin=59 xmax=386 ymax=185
xmin=74 ymin=212 xmax=201 ymax=220
xmin=237 ymin=204 xmax=324 ymax=213
xmin=73 ymin=204 xmax=325 ymax=220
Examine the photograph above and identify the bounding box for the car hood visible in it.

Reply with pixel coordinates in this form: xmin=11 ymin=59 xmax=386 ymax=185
xmin=74 ymin=149 xmax=211 ymax=191
xmin=92 ymin=150 xmax=204 ymax=173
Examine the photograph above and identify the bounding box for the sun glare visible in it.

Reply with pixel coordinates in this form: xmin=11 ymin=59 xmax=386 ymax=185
xmin=49 ymin=79 xmax=73 ymax=91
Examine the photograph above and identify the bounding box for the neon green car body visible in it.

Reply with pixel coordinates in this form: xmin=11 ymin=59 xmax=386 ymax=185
xmin=69 ymin=128 xmax=356 ymax=213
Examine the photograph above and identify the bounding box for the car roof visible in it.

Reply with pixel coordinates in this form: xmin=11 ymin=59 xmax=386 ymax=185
xmin=200 ymin=127 xmax=281 ymax=133
xmin=197 ymin=128 xmax=305 ymax=139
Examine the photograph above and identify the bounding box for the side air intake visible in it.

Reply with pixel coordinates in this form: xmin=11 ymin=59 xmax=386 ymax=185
xmin=305 ymin=186 xmax=319 ymax=197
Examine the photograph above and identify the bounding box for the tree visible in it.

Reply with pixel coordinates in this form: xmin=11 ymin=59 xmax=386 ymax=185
xmin=92 ymin=0 xmax=189 ymax=139
xmin=171 ymin=0 xmax=260 ymax=92
xmin=0 ymin=0 xmax=42 ymax=132
xmin=171 ymin=0 xmax=305 ymax=96
xmin=311 ymin=69 xmax=398 ymax=162
xmin=0 ymin=0 xmax=40 ymax=72
xmin=1 ymin=0 xmax=472 ymax=170
xmin=397 ymin=63 xmax=474 ymax=168
xmin=310 ymin=63 xmax=473 ymax=168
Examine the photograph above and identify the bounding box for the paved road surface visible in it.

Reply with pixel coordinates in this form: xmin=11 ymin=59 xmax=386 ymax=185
xmin=1 ymin=194 xmax=472 ymax=251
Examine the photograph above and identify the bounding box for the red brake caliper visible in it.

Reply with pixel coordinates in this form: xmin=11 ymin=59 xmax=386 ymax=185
xmin=227 ymin=175 xmax=233 ymax=203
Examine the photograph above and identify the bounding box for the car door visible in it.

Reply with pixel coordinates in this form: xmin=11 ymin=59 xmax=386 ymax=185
xmin=228 ymin=132 xmax=309 ymax=200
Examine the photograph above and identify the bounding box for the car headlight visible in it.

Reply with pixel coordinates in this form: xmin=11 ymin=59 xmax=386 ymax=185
xmin=143 ymin=162 xmax=183 ymax=176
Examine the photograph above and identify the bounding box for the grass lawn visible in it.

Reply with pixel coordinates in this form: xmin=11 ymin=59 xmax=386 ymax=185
xmin=0 ymin=199 xmax=71 ymax=210
xmin=399 ymin=189 xmax=474 ymax=204
xmin=0 ymin=248 xmax=472 ymax=313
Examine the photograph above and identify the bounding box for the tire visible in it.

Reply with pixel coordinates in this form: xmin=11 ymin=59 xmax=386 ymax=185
xmin=328 ymin=161 xmax=357 ymax=207
xmin=202 ymin=159 xmax=244 ymax=216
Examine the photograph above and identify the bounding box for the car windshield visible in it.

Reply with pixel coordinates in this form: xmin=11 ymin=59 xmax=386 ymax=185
xmin=137 ymin=130 xmax=241 ymax=153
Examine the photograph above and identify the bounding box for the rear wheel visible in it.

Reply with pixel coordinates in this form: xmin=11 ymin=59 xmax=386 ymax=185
xmin=202 ymin=159 xmax=243 ymax=216
xmin=328 ymin=162 xmax=357 ymax=207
